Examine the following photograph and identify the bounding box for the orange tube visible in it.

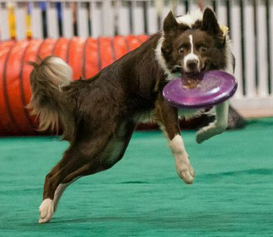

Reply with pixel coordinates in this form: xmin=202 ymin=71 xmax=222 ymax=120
xmin=99 ymin=37 xmax=115 ymax=69
xmin=125 ymin=35 xmax=143 ymax=51
xmin=113 ymin=36 xmax=130 ymax=60
xmin=83 ymin=38 xmax=99 ymax=78
xmin=0 ymin=35 xmax=149 ymax=136
xmin=21 ymin=40 xmax=43 ymax=130
xmin=0 ymin=41 xmax=16 ymax=135
xmin=6 ymin=40 xmax=31 ymax=134
xmin=52 ymin=38 xmax=70 ymax=62
xmin=67 ymin=37 xmax=86 ymax=80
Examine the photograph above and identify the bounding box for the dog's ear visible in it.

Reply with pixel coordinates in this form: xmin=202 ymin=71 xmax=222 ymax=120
xmin=202 ymin=8 xmax=221 ymax=35
xmin=163 ymin=11 xmax=179 ymax=35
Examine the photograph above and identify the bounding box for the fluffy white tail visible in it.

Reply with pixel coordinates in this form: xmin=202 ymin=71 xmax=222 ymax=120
xmin=28 ymin=56 xmax=75 ymax=140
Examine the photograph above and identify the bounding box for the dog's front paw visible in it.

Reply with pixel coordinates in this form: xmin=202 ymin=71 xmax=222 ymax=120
xmin=39 ymin=198 xmax=54 ymax=224
xmin=176 ymin=162 xmax=195 ymax=184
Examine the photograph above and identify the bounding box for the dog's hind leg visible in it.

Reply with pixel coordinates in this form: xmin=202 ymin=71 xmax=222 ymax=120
xmin=52 ymin=120 xmax=136 ymax=213
xmin=39 ymin=121 xmax=136 ymax=224
xmin=39 ymin=156 xmax=89 ymax=224
xmin=196 ymin=100 xmax=229 ymax=144
xmin=39 ymin=132 xmax=112 ymax=224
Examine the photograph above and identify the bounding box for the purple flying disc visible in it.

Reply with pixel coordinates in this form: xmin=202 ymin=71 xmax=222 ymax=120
xmin=163 ymin=70 xmax=238 ymax=109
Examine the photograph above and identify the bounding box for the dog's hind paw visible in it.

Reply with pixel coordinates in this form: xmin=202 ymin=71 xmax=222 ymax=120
xmin=196 ymin=129 xmax=209 ymax=144
xmin=177 ymin=162 xmax=195 ymax=184
xmin=196 ymin=123 xmax=227 ymax=144
xmin=39 ymin=198 xmax=54 ymax=224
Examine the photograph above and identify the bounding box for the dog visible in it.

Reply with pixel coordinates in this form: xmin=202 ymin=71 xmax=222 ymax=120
xmin=29 ymin=8 xmax=234 ymax=223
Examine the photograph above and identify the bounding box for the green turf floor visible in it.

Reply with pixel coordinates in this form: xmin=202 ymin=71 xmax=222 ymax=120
xmin=1 ymin=118 xmax=273 ymax=237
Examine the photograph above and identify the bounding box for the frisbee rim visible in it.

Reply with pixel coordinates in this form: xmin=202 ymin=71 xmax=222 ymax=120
xmin=162 ymin=70 xmax=238 ymax=109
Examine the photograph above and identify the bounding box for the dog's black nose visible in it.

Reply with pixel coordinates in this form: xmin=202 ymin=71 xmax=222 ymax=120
xmin=186 ymin=59 xmax=199 ymax=71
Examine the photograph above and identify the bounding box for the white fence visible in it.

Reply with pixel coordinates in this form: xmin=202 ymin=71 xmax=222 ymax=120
xmin=0 ymin=0 xmax=273 ymax=116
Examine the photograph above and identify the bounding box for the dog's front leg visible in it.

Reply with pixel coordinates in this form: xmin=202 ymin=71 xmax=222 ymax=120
xmin=155 ymin=97 xmax=194 ymax=184
xmin=196 ymin=100 xmax=229 ymax=144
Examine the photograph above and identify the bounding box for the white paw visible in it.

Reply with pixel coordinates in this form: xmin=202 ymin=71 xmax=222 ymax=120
xmin=196 ymin=124 xmax=227 ymax=144
xmin=39 ymin=198 xmax=54 ymax=224
xmin=196 ymin=128 xmax=211 ymax=144
xmin=176 ymin=162 xmax=195 ymax=184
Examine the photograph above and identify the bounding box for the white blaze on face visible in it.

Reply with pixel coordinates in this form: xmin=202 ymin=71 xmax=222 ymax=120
xmin=189 ymin=34 xmax=194 ymax=54
xmin=183 ymin=34 xmax=200 ymax=73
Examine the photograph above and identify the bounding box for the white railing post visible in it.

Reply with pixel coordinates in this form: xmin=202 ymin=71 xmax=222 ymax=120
xmin=102 ymin=0 xmax=115 ymax=36
xmin=256 ymin=0 xmax=269 ymax=97
xmin=160 ymin=0 xmax=172 ymax=26
xmin=188 ymin=0 xmax=199 ymax=12
xmin=117 ymin=0 xmax=131 ymax=36
xmin=230 ymin=0 xmax=243 ymax=98
xmin=216 ymin=0 xmax=227 ymax=26
xmin=132 ymin=0 xmax=145 ymax=35
xmin=46 ymin=2 xmax=59 ymax=38
xmin=0 ymin=2 xmax=10 ymax=40
xmin=31 ymin=2 xmax=43 ymax=39
xmin=77 ymin=2 xmax=89 ymax=37
xmin=147 ymin=0 xmax=158 ymax=34
xmin=15 ymin=2 xmax=26 ymax=40
xmin=90 ymin=1 xmax=103 ymax=38
xmin=176 ymin=0 xmax=186 ymax=16
xmin=270 ymin=0 xmax=273 ymax=96
xmin=61 ymin=2 xmax=73 ymax=38
xmin=243 ymin=0 xmax=256 ymax=98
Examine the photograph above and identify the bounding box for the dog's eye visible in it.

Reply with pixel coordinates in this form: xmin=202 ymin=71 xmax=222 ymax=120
xmin=178 ymin=47 xmax=185 ymax=54
xmin=200 ymin=46 xmax=208 ymax=53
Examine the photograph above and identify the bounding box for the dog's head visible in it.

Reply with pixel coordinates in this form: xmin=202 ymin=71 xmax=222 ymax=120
xmin=159 ymin=8 xmax=229 ymax=77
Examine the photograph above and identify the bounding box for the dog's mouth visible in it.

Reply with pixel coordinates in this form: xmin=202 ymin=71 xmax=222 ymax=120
xmin=172 ymin=64 xmax=207 ymax=76
xmin=183 ymin=64 xmax=207 ymax=76
xmin=181 ymin=65 xmax=207 ymax=89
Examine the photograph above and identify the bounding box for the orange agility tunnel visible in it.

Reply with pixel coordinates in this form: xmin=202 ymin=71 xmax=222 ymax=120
xmin=0 ymin=35 xmax=149 ymax=136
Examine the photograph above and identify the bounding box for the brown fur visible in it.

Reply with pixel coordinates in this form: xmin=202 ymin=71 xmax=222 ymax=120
xmin=30 ymin=33 xmax=169 ymax=204
xmin=162 ymin=10 xmax=228 ymax=74
xmin=30 ymin=8 xmax=234 ymax=223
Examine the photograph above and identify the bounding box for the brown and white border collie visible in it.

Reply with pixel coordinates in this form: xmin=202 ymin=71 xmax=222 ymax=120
xmin=29 ymin=8 xmax=234 ymax=223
